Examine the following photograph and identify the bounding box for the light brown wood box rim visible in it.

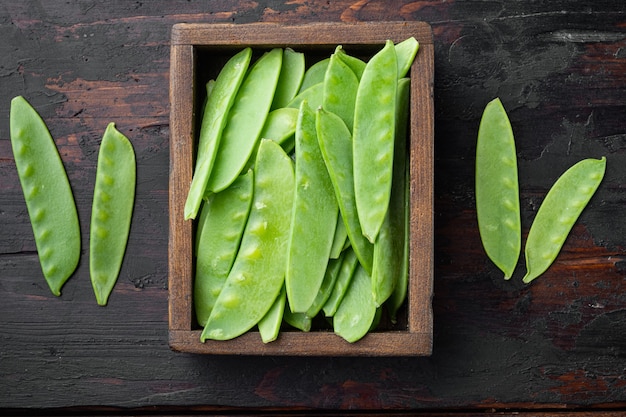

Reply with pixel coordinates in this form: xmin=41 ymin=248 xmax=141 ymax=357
xmin=169 ymin=21 xmax=434 ymax=356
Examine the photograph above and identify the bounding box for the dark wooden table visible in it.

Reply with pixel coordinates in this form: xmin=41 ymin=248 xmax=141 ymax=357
xmin=2 ymin=1 xmax=626 ymax=415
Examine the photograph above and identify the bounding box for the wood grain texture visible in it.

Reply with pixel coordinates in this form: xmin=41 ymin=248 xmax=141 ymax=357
xmin=1 ymin=0 xmax=626 ymax=413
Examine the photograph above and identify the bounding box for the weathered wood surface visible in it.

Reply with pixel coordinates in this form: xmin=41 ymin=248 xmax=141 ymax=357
xmin=1 ymin=0 xmax=626 ymax=413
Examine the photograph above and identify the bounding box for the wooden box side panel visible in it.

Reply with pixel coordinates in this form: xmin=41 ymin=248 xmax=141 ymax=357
xmin=169 ymin=22 xmax=434 ymax=356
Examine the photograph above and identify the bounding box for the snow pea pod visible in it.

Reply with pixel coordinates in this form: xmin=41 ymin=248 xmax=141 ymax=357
xmin=10 ymin=96 xmax=81 ymax=296
xmin=287 ymin=82 xmax=324 ymax=110
xmin=184 ymin=47 xmax=252 ymax=220
xmin=334 ymin=45 xmax=365 ymax=80
xmin=194 ymin=170 xmax=254 ymax=326
xmin=323 ymin=51 xmax=359 ymax=132
xmin=371 ymin=77 xmax=410 ymax=307
xmin=333 ymin=262 xmax=377 ymax=343
xmin=207 ymin=48 xmax=283 ymax=193
xmin=258 ymin=285 xmax=286 ymax=343
xmin=316 ymin=108 xmax=374 ymax=275
xmin=89 ymin=123 xmax=136 ymax=306
xmin=305 ymin=253 xmax=344 ymax=318
xmin=329 ymin=213 xmax=348 ymax=259
xmin=286 ymin=101 xmax=338 ymax=313
xmin=271 ymin=48 xmax=305 ymax=110
xmin=244 ymin=107 xmax=299 ymax=172
xmin=523 ymin=157 xmax=606 ymax=283
xmin=475 ymin=97 xmax=521 ymax=279
xmin=395 ymin=37 xmax=419 ymax=78
xmin=299 ymin=58 xmax=329 ymax=92
xmin=323 ymin=247 xmax=358 ymax=317
xmin=201 ymin=139 xmax=295 ymax=341
xmin=352 ymin=39 xmax=398 ymax=243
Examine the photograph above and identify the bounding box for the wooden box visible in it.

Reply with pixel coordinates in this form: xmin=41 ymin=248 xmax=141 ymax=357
xmin=169 ymin=22 xmax=434 ymax=356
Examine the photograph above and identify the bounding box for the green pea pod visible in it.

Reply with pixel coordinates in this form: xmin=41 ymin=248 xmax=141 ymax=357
xmin=523 ymin=157 xmax=606 ymax=283
xmin=395 ymin=37 xmax=419 ymax=78
xmin=299 ymin=58 xmax=330 ymax=93
xmin=286 ymin=101 xmax=339 ymax=313
xmin=323 ymin=51 xmax=359 ymax=132
xmin=334 ymin=45 xmax=366 ymax=80
xmin=194 ymin=170 xmax=254 ymax=326
xmin=371 ymin=77 xmax=410 ymax=307
xmin=207 ymin=48 xmax=283 ymax=193
xmin=333 ymin=262 xmax=377 ymax=343
xmin=316 ymin=108 xmax=374 ymax=275
xmin=10 ymin=96 xmax=81 ymax=296
xmin=322 ymin=247 xmax=358 ymax=317
xmin=271 ymin=48 xmax=305 ymax=110
xmin=305 ymin=253 xmax=344 ymax=319
xmin=184 ymin=47 xmax=252 ymax=220
xmin=244 ymin=107 xmax=299 ymax=172
xmin=201 ymin=139 xmax=295 ymax=341
xmin=90 ymin=123 xmax=136 ymax=306
xmin=287 ymin=82 xmax=324 ymax=110
xmin=283 ymin=309 xmax=312 ymax=332
xmin=329 ymin=213 xmax=348 ymax=259
xmin=353 ymin=39 xmax=398 ymax=243
xmin=475 ymin=97 xmax=521 ymax=279
xmin=258 ymin=285 xmax=286 ymax=343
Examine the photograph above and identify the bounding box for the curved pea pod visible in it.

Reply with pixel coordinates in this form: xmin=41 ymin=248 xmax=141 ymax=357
xmin=352 ymin=39 xmax=398 ymax=243
xmin=334 ymin=45 xmax=365 ymax=80
xmin=305 ymin=253 xmax=344 ymax=319
xmin=316 ymin=108 xmax=374 ymax=275
xmin=90 ymin=123 xmax=136 ymax=306
xmin=323 ymin=248 xmax=358 ymax=317
xmin=10 ymin=96 xmax=81 ymax=296
xmin=201 ymin=139 xmax=295 ymax=341
xmin=475 ymin=97 xmax=521 ymax=279
xmin=329 ymin=213 xmax=348 ymax=259
xmin=299 ymin=58 xmax=329 ymax=92
xmin=523 ymin=157 xmax=606 ymax=283
xmin=258 ymin=285 xmax=286 ymax=343
xmin=184 ymin=47 xmax=252 ymax=220
xmin=194 ymin=170 xmax=254 ymax=326
xmin=271 ymin=48 xmax=305 ymax=110
xmin=207 ymin=48 xmax=283 ymax=193
xmin=395 ymin=37 xmax=419 ymax=78
xmin=287 ymin=82 xmax=324 ymax=110
xmin=371 ymin=77 xmax=410 ymax=307
xmin=323 ymin=51 xmax=359 ymax=132
xmin=333 ymin=262 xmax=377 ymax=343
xmin=286 ymin=101 xmax=338 ymax=313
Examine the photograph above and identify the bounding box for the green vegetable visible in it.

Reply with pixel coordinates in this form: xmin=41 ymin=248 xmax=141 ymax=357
xmin=523 ymin=157 xmax=606 ymax=283
xmin=333 ymin=263 xmax=377 ymax=343
xmin=201 ymin=139 xmax=295 ymax=341
xmin=194 ymin=170 xmax=253 ymax=326
xmin=184 ymin=47 xmax=252 ymax=220
xmin=322 ymin=247 xmax=359 ymax=317
xmin=334 ymin=45 xmax=366 ymax=80
xmin=475 ymin=97 xmax=521 ymax=279
xmin=89 ymin=123 xmax=136 ymax=306
xmin=394 ymin=37 xmax=419 ymax=78
xmin=353 ymin=39 xmax=398 ymax=243
xmin=316 ymin=108 xmax=374 ymax=274
xmin=323 ymin=50 xmax=359 ymax=132
xmin=207 ymin=48 xmax=283 ymax=193
xmin=10 ymin=95 xmax=81 ymax=296
xmin=287 ymin=82 xmax=324 ymax=110
xmin=305 ymin=253 xmax=344 ymax=318
xmin=258 ymin=285 xmax=287 ymax=343
xmin=286 ymin=101 xmax=338 ymax=313
xmin=271 ymin=48 xmax=305 ymax=110
xmin=299 ymin=58 xmax=329 ymax=92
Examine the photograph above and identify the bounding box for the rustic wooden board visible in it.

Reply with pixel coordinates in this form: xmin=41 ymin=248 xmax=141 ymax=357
xmin=168 ymin=21 xmax=435 ymax=356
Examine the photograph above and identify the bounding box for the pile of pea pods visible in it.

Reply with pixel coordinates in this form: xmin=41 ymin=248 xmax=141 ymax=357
xmin=476 ymin=97 xmax=606 ymax=282
xmin=186 ymin=38 xmax=419 ymax=343
xmin=10 ymin=96 xmax=136 ymax=306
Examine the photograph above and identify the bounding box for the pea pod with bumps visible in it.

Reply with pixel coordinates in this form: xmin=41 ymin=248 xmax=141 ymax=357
xmin=10 ymin=96 xmax=81 ymax=296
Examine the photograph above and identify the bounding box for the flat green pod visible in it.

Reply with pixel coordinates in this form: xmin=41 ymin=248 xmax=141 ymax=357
xmin=271 ymin=48 xmax=305 ymax=110
xmin=90 ymin=123 xmax=136 ymax=306
xmin=395 ymin=37 xmax=419 ymax=78
xmin=352 ymin=39 xmax=398 ymax=243
xmin=201 ymin=139 xmax=295 ymax=341
xmin=322 ymin=247 xmax=359 ymax=317
xmin=475 ymin=97 xmax=521 ymax=279
xmin=334 ymin=45 xmax=366 ymax=80
xmin=299 ymin=58 xmax=330 ymax=92
xmin=184 ymin=47 xmax=252 ymax=220
xmin=10 ymin=96 xmax=81 ymax=296
xmin=286 ymin=101 xmax=338 ymax=313
xmin=194 ymin=170 xmax=254 ymax=326
xmin=305 ymin=253 xmax=344 ymax=319
xmin=286 ymin=82 xmax=324 ymax=110
xmin=333 ymin=263 xmax=377 ymax=343
xmin=523 ymin=157 xmax=606 ymax=283
xmin=323 ymin=51 xmax=359 ymax=132
xmin=258 ymin=285 xmax=287 ymax=343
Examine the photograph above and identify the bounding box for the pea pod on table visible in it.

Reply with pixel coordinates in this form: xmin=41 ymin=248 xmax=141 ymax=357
xmin=10 ymin=96 xmax=81 ymax=296
xmin=475 ymin=97 xmax=521 ymax=279
xmin=523 ymin=157 xmax=606 ymax=283
xmin=89 ymin=122 xmax=136 ymax=306
xmin=201 ymin=139 xmax=295 ymax=341
xmin=352 ymin=39 xmax=398 ymax=243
